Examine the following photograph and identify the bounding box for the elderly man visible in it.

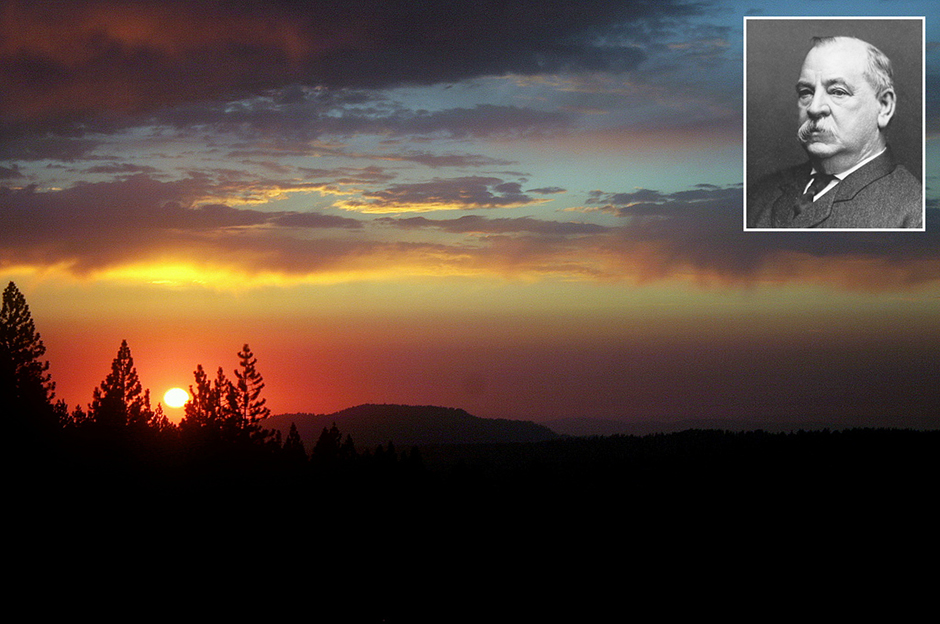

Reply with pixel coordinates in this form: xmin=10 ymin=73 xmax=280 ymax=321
xmin=747 ymin=36 xmax=922 ymax=229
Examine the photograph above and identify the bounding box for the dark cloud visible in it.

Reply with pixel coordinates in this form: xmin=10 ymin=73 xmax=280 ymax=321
xmin=271 ymin=212 xmax=364 ymax=229
xmin=0 ymin=173 xmax=515 ymax=279
xmin=588 ymin=186 xmax=741 ymax=217
xmin=0 ymin=175 xmax=363 ymax=274
xmin=0 ymin=134 xmax=100 ymax=162
xmin=157 ymin=96 xmax=572 ymax=141
xmin=386 ymin=152 xmax=516 ymax=169
xmin=0 ymin=0 xmax=703 ymax=132
xmin=926 ymin=71 xmax=940 ymax=133
xmin=340 ymin=176 xmax=547 ymax=213
xmin=649 ymin=23 xmax=733 ymax=68
xmin=297 ymin=166 xmax=396 ymax=185
xmin=378 ymin=214 xmax=608 ymax=236
xmin=0 ymin=164 xmax=23 ymax=180
xmin=85 ymin=163 xmax=160 ymax=175
xmin=589 ymin=185 xmax=940 ymax=289
xmin=368 ymin=105 xmax=570 ymax=139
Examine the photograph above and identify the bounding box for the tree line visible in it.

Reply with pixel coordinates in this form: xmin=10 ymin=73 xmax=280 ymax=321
xmin=6 ymin=278 xmax=937 ymax=494
xmin=1 ymin=280 xmax=412 ymax=475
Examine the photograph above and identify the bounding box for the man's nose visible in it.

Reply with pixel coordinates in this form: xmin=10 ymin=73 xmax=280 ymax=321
xmin=806 ymin=87 xmax=830 ymax=118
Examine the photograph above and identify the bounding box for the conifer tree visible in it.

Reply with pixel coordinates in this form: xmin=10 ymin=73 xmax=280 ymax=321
xmin=312 ymin=423 xmax=343 ymax=463
xmin=0 ymin=281 xmax=56 ymax=431
xmin=70 ymin=404 xmax=89 ymax=428
xmin=181 ymin=345 xmax=274 ymax=447
xmin=183 ymin=364 xmax=212 ymax=428
xmin=88 ymin=339 xmax=153 ymax=431
xmin=231 ymin=343 xmax=271 ymax=442
xmin=339 ymin=433 xmax=357 ymax=462
xmin=181 ymin=365 xmax=223 ymax=433
xmin=283 ymin=422 xmax=307 ymax=464
xmin=181 ymin=365 xmax=243 ymax=444
xmin=130 ymin=388 xmax=155 ymax=430
xmin=149 ymin=403 xmax=176 ymax=436
xmin=52 ymin=399 xmax=70 ymax=429
xmin=215 ymin=366 xmax=240 ymax=440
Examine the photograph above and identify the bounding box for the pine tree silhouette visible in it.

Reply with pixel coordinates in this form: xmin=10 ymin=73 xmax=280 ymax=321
xmin=313 ymin=422 xmax=343 ymax=463
xmin=180 ymin=364 xmax=229 ymax=439
xmin=283 ymin=422 xmax=307 ymax=464
xmin=231 ymin=343 xmax=272 ymax=443
xmin=149 ymin=403 xmax=175 ymax=436
xmin=181 ymin=346 xmax=276 ymax=448
xmin=88 ymin=339 xmax=154 ymax=431
xmin=0 ymin=282 xmax=56 ymax=434
xmin=339 ymin=433 xmax=357 ymax=462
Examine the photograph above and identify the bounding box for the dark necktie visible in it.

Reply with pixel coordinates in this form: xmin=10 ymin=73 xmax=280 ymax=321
xmin=795 ymin=172 xmax=836 ymax=216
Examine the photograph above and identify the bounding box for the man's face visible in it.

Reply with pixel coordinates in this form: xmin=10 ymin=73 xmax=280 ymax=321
xmin=796 ymin=39 xmax=888 ymax=172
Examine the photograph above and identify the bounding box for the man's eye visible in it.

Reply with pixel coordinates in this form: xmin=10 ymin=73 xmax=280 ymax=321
xmin=829 ymin=88 xmax=849 ymax=97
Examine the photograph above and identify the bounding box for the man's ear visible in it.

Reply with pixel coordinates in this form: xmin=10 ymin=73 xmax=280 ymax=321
xmin=877 ymin=87 xmax=896 ymax=129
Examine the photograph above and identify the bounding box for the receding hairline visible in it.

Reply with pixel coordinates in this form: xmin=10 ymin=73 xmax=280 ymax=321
xmin=808 ymin=35 xmax=894 ymax=94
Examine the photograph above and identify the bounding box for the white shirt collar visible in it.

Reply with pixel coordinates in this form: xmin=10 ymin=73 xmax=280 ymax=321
xmin=807 ymin=147 xmax=887 ymax=199
xmin=812 ymin=147 xmax=887 ymax=181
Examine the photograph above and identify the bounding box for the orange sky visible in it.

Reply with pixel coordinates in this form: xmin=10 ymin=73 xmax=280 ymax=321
xmin=17 ymin=270 xmax=939 ymax=426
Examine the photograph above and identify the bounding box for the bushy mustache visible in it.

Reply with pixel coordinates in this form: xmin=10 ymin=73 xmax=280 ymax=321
xmin=797 ymin=118 xmax=833 ymax=143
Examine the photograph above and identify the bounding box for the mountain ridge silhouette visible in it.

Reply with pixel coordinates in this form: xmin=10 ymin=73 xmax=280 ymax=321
xmin=268 ymin=406 xmax=940 ymax=448
xmin=268 ymin=403 xmax=558 ymax=448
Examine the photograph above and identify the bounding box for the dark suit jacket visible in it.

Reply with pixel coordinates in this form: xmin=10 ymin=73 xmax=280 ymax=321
xmin=747 ymin=149 xmax=923 ymax=229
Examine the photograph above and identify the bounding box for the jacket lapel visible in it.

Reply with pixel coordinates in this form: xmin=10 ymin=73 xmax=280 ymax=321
xmin=789 ymin=186 xmax=835 ymax=228
xmin=831 ymin=149 xmax=894 ymax=205
xmin=771 ymin=150 xmax=895 ymax=228
xmin=770 ymin=165 xmax=823 ymax=227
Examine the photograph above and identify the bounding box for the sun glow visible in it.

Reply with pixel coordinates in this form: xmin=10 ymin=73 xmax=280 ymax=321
xmin=164 ymin=387 xmax=190 ymax=408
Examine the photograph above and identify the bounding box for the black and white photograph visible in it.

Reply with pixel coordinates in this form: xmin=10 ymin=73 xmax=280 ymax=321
xmin=745 ymin=17 xmax=925 ymax=230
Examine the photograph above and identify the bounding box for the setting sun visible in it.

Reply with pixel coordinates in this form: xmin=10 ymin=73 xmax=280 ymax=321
xmin=164 ymin=387 xmax=190 ymax=408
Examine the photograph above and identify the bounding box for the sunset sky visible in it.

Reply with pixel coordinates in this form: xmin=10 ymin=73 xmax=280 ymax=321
xmin=3 ymin=0 xmax=939 ymax=428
